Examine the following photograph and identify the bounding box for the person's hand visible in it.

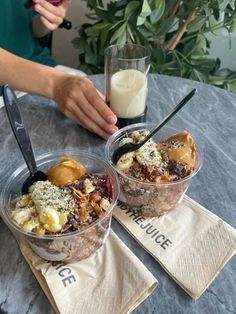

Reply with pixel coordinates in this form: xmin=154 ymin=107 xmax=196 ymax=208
xmin=33 ymin=0 xmax=69 ymax=31
xmin=53 ymin=75 xmax=118 ymax=140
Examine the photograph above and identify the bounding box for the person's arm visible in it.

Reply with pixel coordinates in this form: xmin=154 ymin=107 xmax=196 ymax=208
xmin=32 ymin=0 xmax=70 ymax=38
xmin=0 ymin=48 xmax=58 ymax=96
xmin=0 ymin=49 xmax=118 ymax=139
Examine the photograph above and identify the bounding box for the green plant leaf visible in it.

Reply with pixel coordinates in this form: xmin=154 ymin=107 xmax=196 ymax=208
xmin=228 ymin=0 xmax=235 ymax=10
xmin=150 ymin=0 xmax=165 ymax=24
xmin=208 ymin=75 xmax=225 ymax=85
xmin=137 ymin=0 xmax=151 ymax=26
xmin=195 ymin=34 xmax=207 ymax=52
xmin=94 ymin=7 xmax=111 ymax=21
xmin=156 ymin=16 xmax=176 ymax=35
xmin=100 ymin=28 xmax=109 ymax=47
xmin=115 ymin=0 xmax=129 ymax=8
xmin=144 ymin=19 xmax=156 ymax=32
xmin=117 ymin=29 xmax=127 ymax=44
xmin=110 ymin=22 xmax=127 ymax=43
xmin=71 ymin=37 xmax=83 ymax=50
xmin=97 ymin=0 xmax=104 ymax=8
xmin=85 ymin=26 xmax=99 ymax=37
xmin=86 ymin=12 xmax=99 ymax=21
xmin=190 ymin=51 xmax=207 ymax=59
xmin=84 ymin=50 xmax=97 ymax=66
xmin=214 ymin=57 xmax=221 ymax=72
xmin=230 ymin=17 xmax=236 ymax=32
xmin=203 ymin=5 xmax=213 ymax=17
xmin=190 ymin=57 xmax=219 ymax=74
xmin=109 ymin=21 xmax=125 ymax=31
xmin=115 ymin=9 xmax=125 ymax=17
xmin=226 ymin=81 xmax=236 ymax=91
xmin=125 ymin=1 xmax=140 ymax=19
xmin=132 ymin=27 xmax=150 ymax=46
xmin=182 ymin=38 xmax=196 ymax=55
xmin=152 ymin=43 xmax=166 ymax=64
xmin=93 ymin=21 xmax=111 ymax=30
xmin=218 ymin=0 xmax=230 ymax=11
xmin=187 ymin=16 xmax=207 ymax=33
xmin=208 ymin=15 xmax=223 ymax=34
xmin=140 ymin=0 xmax=151 ymax=15
xmin=212 ymin=8 xmax=220 ymax=21
xmin=226 ymin=71 xmax=236 ymax=80
xmin=154 ymin=0 xmax=161 ymax=8
xmin=190 ymin=69 xmax=206 ymax=82
xmin=127 ymin=23 xmax=135 ymax=42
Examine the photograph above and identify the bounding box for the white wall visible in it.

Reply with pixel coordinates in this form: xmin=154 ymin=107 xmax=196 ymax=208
xmin=52 ymin=0 xmax=89 ymax=68
xmin=207 ymin=32 xmax=236 ymax=69
xmin=52 ymin=1 xmax=236 ymax=71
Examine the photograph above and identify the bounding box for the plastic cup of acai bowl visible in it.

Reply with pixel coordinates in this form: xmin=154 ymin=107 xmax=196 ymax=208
xmin=0 ymin=150 xmax=119 ymax=263
xmin=105 ymin=123 xmax=203 ymax=217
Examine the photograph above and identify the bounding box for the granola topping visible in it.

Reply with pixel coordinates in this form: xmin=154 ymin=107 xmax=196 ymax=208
xmin=116 ymin=130 xmax=196 ymax=182
xmin=12 ymin=157 xmax=113 ymax=235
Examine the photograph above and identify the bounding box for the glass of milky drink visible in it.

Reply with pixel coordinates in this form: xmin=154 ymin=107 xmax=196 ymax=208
xmin=105 ymin=123 xmax=203 ymax=217
xmin=104 ymin=44 xmax=151 ymax=128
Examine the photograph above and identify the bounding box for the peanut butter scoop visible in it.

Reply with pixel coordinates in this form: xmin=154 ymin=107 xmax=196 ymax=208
xmin=159 ymin=131 xmax=196 ymax=169
xmin=47 ymin=155 xmax=85 ymax=186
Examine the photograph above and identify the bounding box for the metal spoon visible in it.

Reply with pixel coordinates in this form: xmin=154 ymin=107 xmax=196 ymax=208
xmin=2 ymin=85 xmax=47 ymax=194
xmin=111 ymin=88 xmax=197 ymax=164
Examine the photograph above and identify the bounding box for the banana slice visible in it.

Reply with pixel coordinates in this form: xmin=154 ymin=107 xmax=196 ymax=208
xmin=12 ymin=206 xmax=35 ymax=225
xmin=39 ymin=207 xmax=62 ymax=232
xmin=116 ymin=136 xmax=135 ymax=170
xmin=22 ymin=219 xmax=40 ymax=232
xmin=131 ymin=130 xmax=150 ymax=142
xmin=136 ymin=141 xmax=162 ymax=167
xmin=116 ymin=151 xmax=135 ymax=171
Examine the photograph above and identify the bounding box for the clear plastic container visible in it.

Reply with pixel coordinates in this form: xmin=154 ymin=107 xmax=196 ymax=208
xmin=0 ymin=151 xmax=119 ymax=263
xmin=105 ymin=123 xmax=203 ymax=217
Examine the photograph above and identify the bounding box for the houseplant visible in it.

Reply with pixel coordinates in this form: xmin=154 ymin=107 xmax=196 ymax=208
xmin=72 ymin=0 xmax=236 ymax=91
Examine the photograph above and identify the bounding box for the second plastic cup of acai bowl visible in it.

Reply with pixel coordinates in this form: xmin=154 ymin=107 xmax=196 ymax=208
xmin=105 ymin=123 xmax=203 ymax=217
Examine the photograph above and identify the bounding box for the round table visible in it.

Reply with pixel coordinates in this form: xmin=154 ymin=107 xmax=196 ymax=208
xmin=0 ymin=74 xmax=235 ymax=314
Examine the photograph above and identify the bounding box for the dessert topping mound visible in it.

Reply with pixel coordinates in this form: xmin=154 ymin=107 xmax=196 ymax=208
xmin=116 ymin=130 xmax=196 ymax=182
xmin=12 ymin=156 xmax=113 ymax=235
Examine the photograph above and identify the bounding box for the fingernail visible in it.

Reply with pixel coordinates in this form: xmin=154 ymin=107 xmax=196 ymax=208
xmin=107 ymin=115 xmax=117 ymax=124
xmin=109 ymin=126 xmax=118 ymax=134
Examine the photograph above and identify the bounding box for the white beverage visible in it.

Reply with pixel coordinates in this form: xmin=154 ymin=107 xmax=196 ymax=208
xmin=110 ymin=69 xmax=147 ymax=118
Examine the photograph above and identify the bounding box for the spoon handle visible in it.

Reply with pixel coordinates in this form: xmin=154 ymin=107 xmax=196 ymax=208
xmin=2 ymin=85 xmax=38 ymax=175
xmin=138 ymin=88 xmax=197 ymax=148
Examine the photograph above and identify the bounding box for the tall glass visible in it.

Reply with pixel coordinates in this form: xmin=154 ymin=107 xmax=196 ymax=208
xmin=105 ymin=44 xmax=151 ymax=128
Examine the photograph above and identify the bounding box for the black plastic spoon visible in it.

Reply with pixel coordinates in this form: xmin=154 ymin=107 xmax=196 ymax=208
xmin=111 ymin=88 xmax=197 ymax=165
xmin=2 ymin=85 xmax=47 ymax=194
